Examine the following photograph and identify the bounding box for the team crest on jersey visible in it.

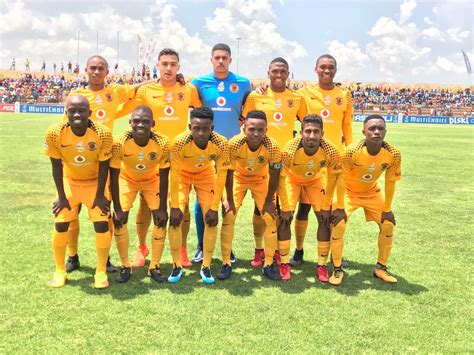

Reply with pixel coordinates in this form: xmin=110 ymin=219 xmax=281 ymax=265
xmin=135 ymin=163 xmax=146 ymax=171
xmin=335 ymin=97 xmax=343 ymax=105
xmin=76 ymin=141 xmax=84 ymax=153
xmin=320 ymin=109 xmax=330 ymax=119
xmin=74 ymin=155 xmax=86 ymax=164
xmin=166 ymin=92 xmax=173 ymax=103
xmin=257 ymin=156 xmax=266 ymax=163
xmin=380 ymin=163 xmax=389 ymax=171
xmin=230 ymin=84 xmax=239 ymax=93
xmin=362 ymin=173 xmax=373 ymax=182
xmin=177 ymin=92 xmax=185 ymax=101
xmin=324 ymin=96 xmax=331 ymax=105
xmin=273 ymin=112 xmax=283 ymax=122
xmin=88 ymin=142 xmax=97 ymax=151
xmin=209 ymin=154 xmax=217 ymax=161
xmin=164 ymin=106 xmax=175 ymax=116
xmin=287 ymin=99 xmax=294 ymax=108
xmin=105 ymin=93 xmax=113 ymax=102
xmin=216 ymin=97 xmax=226 ymax=107
xmin=148 ymin=152 xmax=157 ymax=160
xmin=368 ymin=163 xmax=376 ymax=172
xmin=305 ymin=171 xmax=316 ymax=177
xmin=138 ymin=151 xmax=145 ymax=161
xmin=318 ymin=160 xmax=327 ymax=168
xmin=218 ymin=81 xmax=225 ymax=92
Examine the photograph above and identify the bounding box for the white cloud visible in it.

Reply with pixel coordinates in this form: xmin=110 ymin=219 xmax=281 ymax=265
xmin=422 ymin=27 xmax=444 ymax=41
xmin=0 ymin=0 xmax=34 ymax=34
xmin=436 ymin=56 xmax=466 ymax=73
xmin=423 ymin=16 xmax=433 ymax=25
xmin=446 ymin=27 xmax=470 ymax=43
xmin=327 ymin=40 xmax=370 ymax=80
xmin=399 ymin=0 xmax=417 ymax=24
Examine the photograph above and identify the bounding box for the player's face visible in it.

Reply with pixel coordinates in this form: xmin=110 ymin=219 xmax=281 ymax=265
xmin=85 ymin=57 xmax=108 ymax=85
xmin=363 ymin=119 xmax=386 ymax=143
xmin=158 ymin=55 xmax=180 ymax=83
xmin=211 ymin=50 xmax=232 ymax=76
xmin=315 ymin=58 xmax=337 ymax=85
xmin=130 ymin=110 xmax=154 ymax=139
xmin=244 ymin=118 xmax=267 ymax=148
xmin=268 ymin=62 xmax=289 ymax=90
xmin=189 ymin=118 xmax=213 ymax=146
xmin=301 ymin=123 xmax=323 ymax=149
xmin=66 ymin=96 xmax=91 ymax=133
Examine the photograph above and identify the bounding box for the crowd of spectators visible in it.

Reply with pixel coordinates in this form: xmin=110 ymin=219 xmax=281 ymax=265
xmin=1 ymin=72 xmax=472 ymax=116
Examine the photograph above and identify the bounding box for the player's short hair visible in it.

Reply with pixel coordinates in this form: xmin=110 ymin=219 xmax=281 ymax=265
xmin=158 ymin=48 xmax=180 ymax=61
xmin=245 ymin=110 xmax=267 ymax=122
xmin=364 ymin=114 xmax=386 ymax=125
xmin=270 ymin=57 xmax=289 ymax=69
xmin=212 ymin=43 xmax=231 ymax=55
xmin=190 ymin=107 xmax=214 ymax=121
xmin=316 ymin=54 xmax=337 ymax=68
xmin=133 ymin=105 xmax=153 ymax=120
xmin=86 ymin=55 xmax=108 ymax=68
xmin=301 ymin=114 xmax=323 ymax=129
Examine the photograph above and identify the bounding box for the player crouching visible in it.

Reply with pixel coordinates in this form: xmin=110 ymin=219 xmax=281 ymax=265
xmin=110 ymin=106 xmax=170 ymax=283
xmin=44 ymin=94 xmax=113 ymax=289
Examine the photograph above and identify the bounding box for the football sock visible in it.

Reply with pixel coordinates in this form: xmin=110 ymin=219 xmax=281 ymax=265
xmin=150 ymin=226 xmax=166 ymax=268
xmin=168 ymin=224 xmax=182 ymax=268
xmin=221 ymin=212 xmax=236 ymax=265
xmin=67 ymin=219 xmax=79 ymax=257
xmin=262 ymin=214 xmax=277 ymax=266
xmin=52 ymin=230 xmax=68 ymax=272
xmin=114 ymin=224 xmax=130 ymax=267
xmin=253 ymin=213 xmax=265 ymax=249
xmin=294 ymin=219 xmax=308 ymax=250
xmin=377 ymin=221 xmax=394 ymax=266
xmin=95 ymin=231 xmax=112 ymax=273
xmin=330 ymin=220 xmax=346 ymax=268
xmin=317 ymin=241 xmax=330 ymax=266
xmin=278 ymin=240 xmax=291 ymax=264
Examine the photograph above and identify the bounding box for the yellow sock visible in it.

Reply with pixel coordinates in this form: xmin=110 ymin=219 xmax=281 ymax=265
xmin=253 ymin=213 xmax=265 ymax=249
xmin=377 ymin=221 xmax=394 ymax=265
xmin=221 ymin=212 xmax=236 ymax=265
xmin=278 ymin=240 xmax=291 ymax=264
xmin=262 ymin=214 xmax=277 ymax=266
xmin=201 ymin=207 xmax=217 ymax=268
xmin=168 ymin=224 xmax=182 ymax=268
xmin=136 ymin=195 xmax=151 ymax=247
xmin=294 ymin=219 xmax=308 ymax=250
xmin=330 ymin=220 xmax=346 ymax=268
xmin=95 ymin=231 xmax=112 ymax=273
xmin=181 ymin=207 xmax=191 ymax=247
xmin=114 ymin=224 xmax=130 ymax=267
xmin=67 ymin=219 xmax=79 ymax=256
xmin=317 ymin=241 xmax=330 ymax=266
xmin=150 ymin=226 xmax=166 ymax=268
xmin=52 ymin=230 xmax=68 ymax=272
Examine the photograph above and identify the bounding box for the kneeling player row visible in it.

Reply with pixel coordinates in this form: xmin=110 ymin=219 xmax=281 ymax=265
xmin=44 ymin=94 xmax=401 ymax=289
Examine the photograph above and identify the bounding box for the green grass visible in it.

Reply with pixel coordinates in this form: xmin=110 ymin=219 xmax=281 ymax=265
xmin=1 ymin=113 xmax=473 ymax=353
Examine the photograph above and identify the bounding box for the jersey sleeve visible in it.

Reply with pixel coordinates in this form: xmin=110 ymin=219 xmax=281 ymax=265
xmin=228 ymin=135 xmax=243 ymax=170
xmin=385 ymin=145 xmax=401 ymax=182
xmin=210 ymin=133 xmax=230 ymax=210
xmin=322 ymin=139 xmax=342 ymax=175
xmin=296 ymin=95 xmax=308 ymax=121
xmin=241 ymin=92 xmax=256 ymax=119
xmin=342 ymin=89 xmax=354 ymax=146
xmin=158 ymin=135 xmax=171 ymax=169
xmin=43 ymin=123 xmax=62 ymax=159
xmin=97 ymin=126 xmax=113 ymax=161
xmin=110 ymin=140 xmax=122 ymax=169
xmin=113 ymin=83 xmax=136 ymax=103
xmin=267 ymin=138 xmax=282 ymax=169
xmin=190 ymin=84 xmax=202 ymax=108
xmin=278 ymin=143 xmax=293 ymax=211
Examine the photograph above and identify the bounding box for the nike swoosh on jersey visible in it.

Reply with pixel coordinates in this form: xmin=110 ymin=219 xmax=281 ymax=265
xmin=124 ymin=154 xmax=134 ymax=157
xmin=61 ymin=144 xmax=72 ymax=147
xmin=292 ymin=163 xmax=303 ymax=166
xmin=354 ymin=163 xmax=364 ymax=166
xmin=152 ymin=95 xmax=162 ymax=99
xmin=183 ymin=155 xmax=193 ymax=158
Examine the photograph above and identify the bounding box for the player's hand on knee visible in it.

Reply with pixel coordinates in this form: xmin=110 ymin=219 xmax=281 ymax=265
xmin=169 ymin=208 xmax=183 ymax=227
xmin=318 ymin=209 xmax=331 ymax=228
xmin=222 ymin=199 xmax=236 ymax=216
xmin=113 ymin=209 xmax=127 ymax=229
xmin=92 ymin=195 xmax=110 ymax=214
xmin=153 ymin=208 xmax=168 ymax=228
xmin=279 ymin=210 xmax=293 ymax=228
xmin=205 ymin=209 xmax=219 ymax=227
xmin=52 ymin=197 xmax=71 ymax=217
xmin=331 ymin=208 xmax=347 ymax=226
xmin=262 ymin=201 xmax=277 ymax=219
xmin=381 ymin=211 xmax=396 ymax=226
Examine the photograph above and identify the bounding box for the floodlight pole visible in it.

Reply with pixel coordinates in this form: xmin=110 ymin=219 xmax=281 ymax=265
xmin=236 ymin=36 xmax=242 ymax=74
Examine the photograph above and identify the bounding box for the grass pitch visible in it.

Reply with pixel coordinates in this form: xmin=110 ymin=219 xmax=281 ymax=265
xmin=0 ymin=113 xmax=473 ymax=353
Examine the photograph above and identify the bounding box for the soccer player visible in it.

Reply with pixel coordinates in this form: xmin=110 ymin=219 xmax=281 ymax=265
xmin=65 ymin=55 xmax=154 ymax=273
xmin=278 ymin=115 xmax=342 ymax=281
xmin=190 ymin=43 xmax=252 ymax=264
xmin=44 ymin=94 xmax=113 ymax=288
xmin=328 ymin=114 xmax=401 ymax=285
xmin=109 ymin=106 xmax=170 ymax=283
xmin=242 ymin=57 xmax=307 ymax=267
xmin=168 ymin=107 xmax=229 ymax=283
xmin=121 ymin=48 xmax=202 ymax=269
xmin=290 ymin=54 xmax=354 ymax=266
xmin=220 ymin=110 xmax=282 ymax=281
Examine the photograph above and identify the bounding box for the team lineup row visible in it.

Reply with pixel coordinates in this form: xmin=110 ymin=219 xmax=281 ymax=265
xmin=44 ymin=43 xmax=401 ymax=288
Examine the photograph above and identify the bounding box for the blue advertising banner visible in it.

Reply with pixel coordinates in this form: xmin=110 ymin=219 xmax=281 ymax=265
xmin=354 ymin=113 xmax=474 ymax=125
xmin=17 ymin=103 xmax=65 ymax=114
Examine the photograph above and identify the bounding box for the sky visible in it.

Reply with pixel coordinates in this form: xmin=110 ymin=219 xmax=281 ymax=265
xmin=1 ymin=0 xmax=473 ymax=84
